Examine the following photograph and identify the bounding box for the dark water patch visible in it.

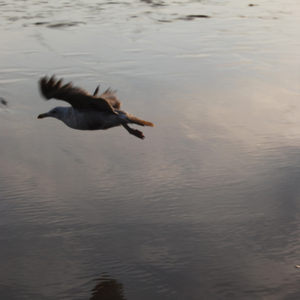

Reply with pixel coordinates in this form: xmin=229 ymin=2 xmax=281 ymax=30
xmin=156 ymin=13 xmax=211 ymax=23
xmin=34 ymin=21 xmax=49 ymax=26
xmin=47 ymin=21 xmax=85 ymax=28
xmin=34 ymin=21 xmax=85 ymax=28
xmin=0 ymin=98 xmax=8 ymax=106
xmin=140 ymin=0 xmax=166 ymax=7
xmin=90 ymin=275 xmax=126 ymax=300
xmin=180 ymin=14 xmax=211 ymax=21
xmin=157 ymin=19 xmax=172 ymax=23
xmin=103 ymin=1 xmax=124 ymax=5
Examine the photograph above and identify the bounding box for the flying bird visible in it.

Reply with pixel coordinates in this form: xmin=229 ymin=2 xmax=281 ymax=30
xmin=38 ymin=76 xmax=154 ymax=139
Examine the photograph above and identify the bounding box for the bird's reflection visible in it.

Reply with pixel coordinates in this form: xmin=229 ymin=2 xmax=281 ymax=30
xmin=90 ymin=274 xmax=126 ymax=300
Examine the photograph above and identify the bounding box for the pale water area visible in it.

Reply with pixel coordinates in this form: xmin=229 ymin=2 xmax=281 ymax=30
xmin=0 ymin=0 xmax=300 ymax=299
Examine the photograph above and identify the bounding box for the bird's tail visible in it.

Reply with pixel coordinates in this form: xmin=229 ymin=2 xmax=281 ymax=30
xmin=127 ymin=115 xmax=154 ymax=127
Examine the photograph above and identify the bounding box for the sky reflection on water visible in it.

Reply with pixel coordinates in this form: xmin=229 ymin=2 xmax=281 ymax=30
xmin=0 ymin=0 xmax=300 ymax=299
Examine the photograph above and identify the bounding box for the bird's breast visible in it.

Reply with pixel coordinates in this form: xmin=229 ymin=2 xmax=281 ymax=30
xmin=68 ymin=110 xmax=122 ymax=130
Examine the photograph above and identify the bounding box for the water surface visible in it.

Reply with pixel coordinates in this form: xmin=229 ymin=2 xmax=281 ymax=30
xmin=0 ymin=0 xmax=300 ymax=299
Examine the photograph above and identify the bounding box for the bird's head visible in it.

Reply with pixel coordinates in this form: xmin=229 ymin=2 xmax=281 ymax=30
xmin=37 ymin=107 xmax=66 ymax=120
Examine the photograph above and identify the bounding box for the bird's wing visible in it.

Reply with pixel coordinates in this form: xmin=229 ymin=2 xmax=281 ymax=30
xmin=100 ymin=88 xmax=121 ymax=109
xmin=39 ymin=76 xmax=115 ymax=113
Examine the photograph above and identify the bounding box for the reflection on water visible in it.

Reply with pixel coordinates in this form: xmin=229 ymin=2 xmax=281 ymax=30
xmin=0 ymin=0 xmax=300 ymax=299
xmin=90 ymin=275 xmax=126 ymax=300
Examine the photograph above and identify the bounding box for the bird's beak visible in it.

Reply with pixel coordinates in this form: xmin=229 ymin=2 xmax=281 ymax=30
xmin=37 ymin=113 xmax=50 ymax=119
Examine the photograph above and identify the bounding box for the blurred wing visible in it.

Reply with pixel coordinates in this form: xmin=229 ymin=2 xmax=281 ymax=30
xmin=39 ymin=76 xmax=115 ymax=112
xmin=100 ymin=88 xmax=121 ymax=109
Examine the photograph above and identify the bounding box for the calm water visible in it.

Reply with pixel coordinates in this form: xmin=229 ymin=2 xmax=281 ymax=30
xmin=1 ymin=0 xmax=300 ymax=299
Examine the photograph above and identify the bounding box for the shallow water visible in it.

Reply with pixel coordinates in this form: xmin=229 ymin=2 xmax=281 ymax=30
xmin=1 ymin=0 xmax=300 ymax=299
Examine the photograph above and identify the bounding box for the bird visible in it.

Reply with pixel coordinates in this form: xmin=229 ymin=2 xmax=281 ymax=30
xmin=37 ymin=75 xmax=154 ymax=139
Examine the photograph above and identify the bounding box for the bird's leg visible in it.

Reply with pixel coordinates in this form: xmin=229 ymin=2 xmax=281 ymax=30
xmin=93 ymin=85 xmax=100 ymax=96
xmin=122 ymin=124 xmax=145 ymax=139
